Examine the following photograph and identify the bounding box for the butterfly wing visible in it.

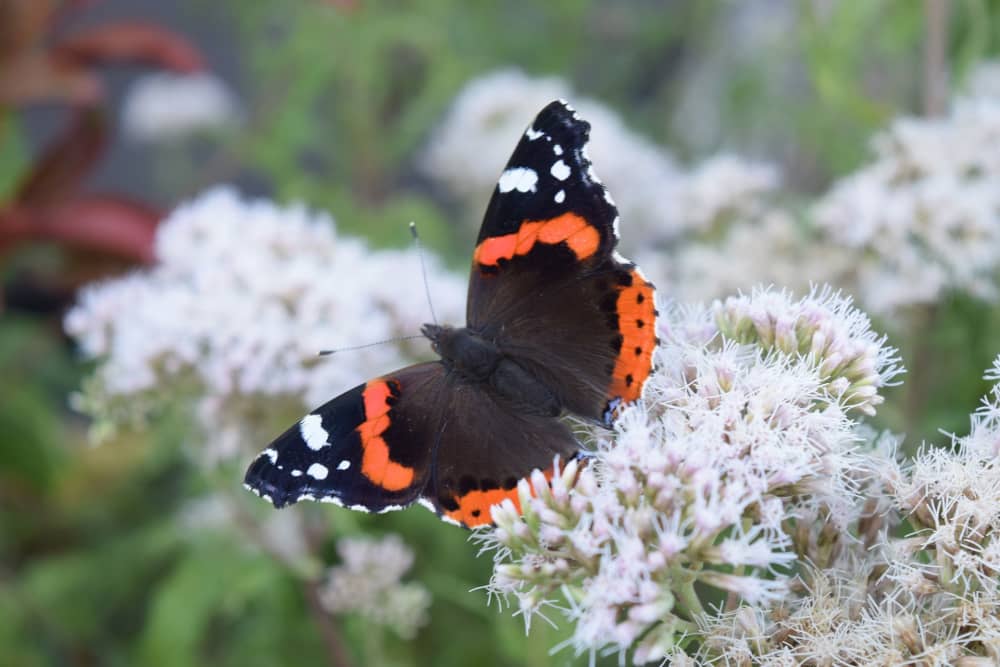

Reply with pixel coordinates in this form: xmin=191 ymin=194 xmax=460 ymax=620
xmin=420 ymin=377 xmax=579 ymax=527
xmin=244 ymin=360 xmax=578 ymax=526
xmin=467 ymin=100 xmax=657 ymax=425
xmin=244 ymin=362 xmax=445 ymax=512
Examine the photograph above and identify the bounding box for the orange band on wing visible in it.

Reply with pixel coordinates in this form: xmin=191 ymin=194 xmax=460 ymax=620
xmin=473 ymin=213 xmax=600 ymax=268
xmin=442 ymin=461 xmax=568 ymax=527
xmin=357 ymin=380 xmax=414 ymax=492
xmin=445 ymin=487 xmax=521 ymax=527
xmin=607 ymin=269 xmax=657 ymax=405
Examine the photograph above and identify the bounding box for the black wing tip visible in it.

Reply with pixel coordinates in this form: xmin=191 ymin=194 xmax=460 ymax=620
xmin=534 ymin=99 xmax=590 ymax=140
xmin=244 ymin=458 xmax=295 ymax=508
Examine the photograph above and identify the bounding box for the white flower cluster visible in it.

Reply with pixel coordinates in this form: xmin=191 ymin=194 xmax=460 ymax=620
xmin=319 ymin=534 xmax=431 ymax=639
xmin=669 ymin=154 xmax=780 ymax=235
xmin=697 ymin=356 xmax=1000 ymax=664
xmin=657 ymin=209 xmax=850 ymax=304
xmin=813 ymin=70 xmax=1000 ymax=315
xmin=122 ymin=72 xmax=242 ymax=142
xmin=481 ymin=286 xmax=900 ymax=664
xmin=647 ymin=60 xmax=1000 ymax=319
xmin=65 ymin=186 xmax=465 ymax=457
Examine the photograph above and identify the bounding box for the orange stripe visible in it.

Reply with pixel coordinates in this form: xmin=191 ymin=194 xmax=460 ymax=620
xmin=607 ymin=270 xmax=657 ymax=405
xmin=473 ymin=213 xmax=600 ymax=268
xmin=443 ymin=462 xmax=566 ymax=527
xmin=565 ymin=225 xmax=601 ymax=260
xmin=358 ymin=380 xmax=414 ymax=492
xmin=444 ymin=487 xmax=521 ymax=527
xmin=363 ymin=381 xmax=394 ymax=419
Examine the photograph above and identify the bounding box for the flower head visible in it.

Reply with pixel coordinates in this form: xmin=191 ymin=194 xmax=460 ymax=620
xmin=813 ymin=69 xmax=1000 ymax=315
xmin=122 ymin=72 xmax=241 ymax=141
xmin=319 ymin=534 xmax=431 ymax=639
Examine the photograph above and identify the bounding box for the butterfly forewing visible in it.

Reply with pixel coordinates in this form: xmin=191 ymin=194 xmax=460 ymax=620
xmin=466 ymin=100 xmax=657 ymax=424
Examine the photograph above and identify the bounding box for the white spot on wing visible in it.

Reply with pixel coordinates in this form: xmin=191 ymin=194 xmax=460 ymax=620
xmin=337 ymin=459 xmax=351 ymax=471
xmin=498 ymin=167 xmax=538 ymax=193
xmin=263 ymin=448 xmax=278 ymax=464
xmin=550 ymin=160 xmax=571 ymax=181
xmin=376 ymin=504 xmax=405 ymax=514
xmin=554 ymin=190 xmax=566 ymax=204
xmin=307 ymin=463 xmax=329 ymax=480
xmin=553 ymin=144 xmax=563 ymax=155
xmin=525 ymin=126 xmax=543 ymax=140
xmin=291 ymin=469 xmax=303 ymax=477
xmin=300 ymin=414 xmax=329 ymax=451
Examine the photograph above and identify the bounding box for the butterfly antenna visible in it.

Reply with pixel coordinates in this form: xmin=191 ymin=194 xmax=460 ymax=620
xmin=410 ymin=222 xmax=439 ymax=325
xmin=319 ymin=335 xmax=424 ymax=356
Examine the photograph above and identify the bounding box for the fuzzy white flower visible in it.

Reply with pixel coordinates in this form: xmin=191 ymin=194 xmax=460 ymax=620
xmin=653 ymin=208 xmax=851 ymax=306
xmin=319 ymin=534 xmax=431 ymax=639
xmin=65 ymin=186 xmax=465 ymax=458
xmin=122 ymin=72 xmax=242 ymax=141
xmin=669 ymin=155 xmax=780 ymax=234
xmin=419 ymin=69 xmax=684 ymax=242
xmin=697 ymin=356 xmax=1000 ymax=664
xmin=889 ymin=355 xmax=1000 ymax=593
xmin=813 ymin=81 xmax=1000 ymax=315
xmin=964 ymin=60 xmax=1000 ymax=102
xmin=480 ymin=285 xmax=899 ymax=663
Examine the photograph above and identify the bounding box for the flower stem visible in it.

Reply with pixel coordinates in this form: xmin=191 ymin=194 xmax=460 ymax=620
xmin=303 ymin=578 xmax=357 ymax=667
xmin=672 ymin=569 xmax=706 ymax=620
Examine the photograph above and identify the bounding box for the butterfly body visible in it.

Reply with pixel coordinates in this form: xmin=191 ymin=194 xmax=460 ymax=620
xmin=424 ymin=323 xmax=561 ymax=418
xmin=245 ymin=100 xmax=657 ymax=527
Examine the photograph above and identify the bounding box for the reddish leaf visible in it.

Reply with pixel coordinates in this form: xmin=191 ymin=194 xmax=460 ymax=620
xmin=0 ymin=195 xmax=160 ymax=264
xmin=0 ymin=52 xmax=103 ymax=106
xmin=17 ymin=109 xmax=107 ymax=205
xmin=0 ymin=0 xmax=58 ymax=62
xmin=52 ymin=21 xmax=204 ymax=73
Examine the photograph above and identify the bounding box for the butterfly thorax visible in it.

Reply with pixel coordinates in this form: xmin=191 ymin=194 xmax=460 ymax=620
xmin=422 ymin=323 xmax=561 ymax=417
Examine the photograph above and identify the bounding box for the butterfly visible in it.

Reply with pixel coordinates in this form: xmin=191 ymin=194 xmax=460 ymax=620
xmin=244 ymin=100 xmax=657 ymax=527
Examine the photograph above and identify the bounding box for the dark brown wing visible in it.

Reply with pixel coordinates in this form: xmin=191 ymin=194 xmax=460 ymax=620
xmin=421 ymin=371 xmax=580 ymax=527
xmin=245 ymin=360 xmax=578 ymax=528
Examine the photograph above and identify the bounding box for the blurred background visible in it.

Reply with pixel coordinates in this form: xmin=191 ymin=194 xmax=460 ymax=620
xmin=3 ymin=1 xmax=1000 ymax=665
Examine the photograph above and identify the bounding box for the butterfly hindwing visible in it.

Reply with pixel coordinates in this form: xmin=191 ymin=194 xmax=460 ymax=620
xmin=422 ymin=375 xmax=579 ymax=526
xmin=467 ymin=100 xmax=657 ymax=424
xmin=244 ymin=363 xmax=445 ymax=512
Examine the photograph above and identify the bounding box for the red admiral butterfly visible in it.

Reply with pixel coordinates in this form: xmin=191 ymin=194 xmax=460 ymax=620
xmin=244 ymin=100 xmax=657 ymax=527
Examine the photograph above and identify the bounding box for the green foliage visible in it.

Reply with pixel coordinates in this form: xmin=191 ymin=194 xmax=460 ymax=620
xmin=0 ymin=111 xmax=28 ymax=201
